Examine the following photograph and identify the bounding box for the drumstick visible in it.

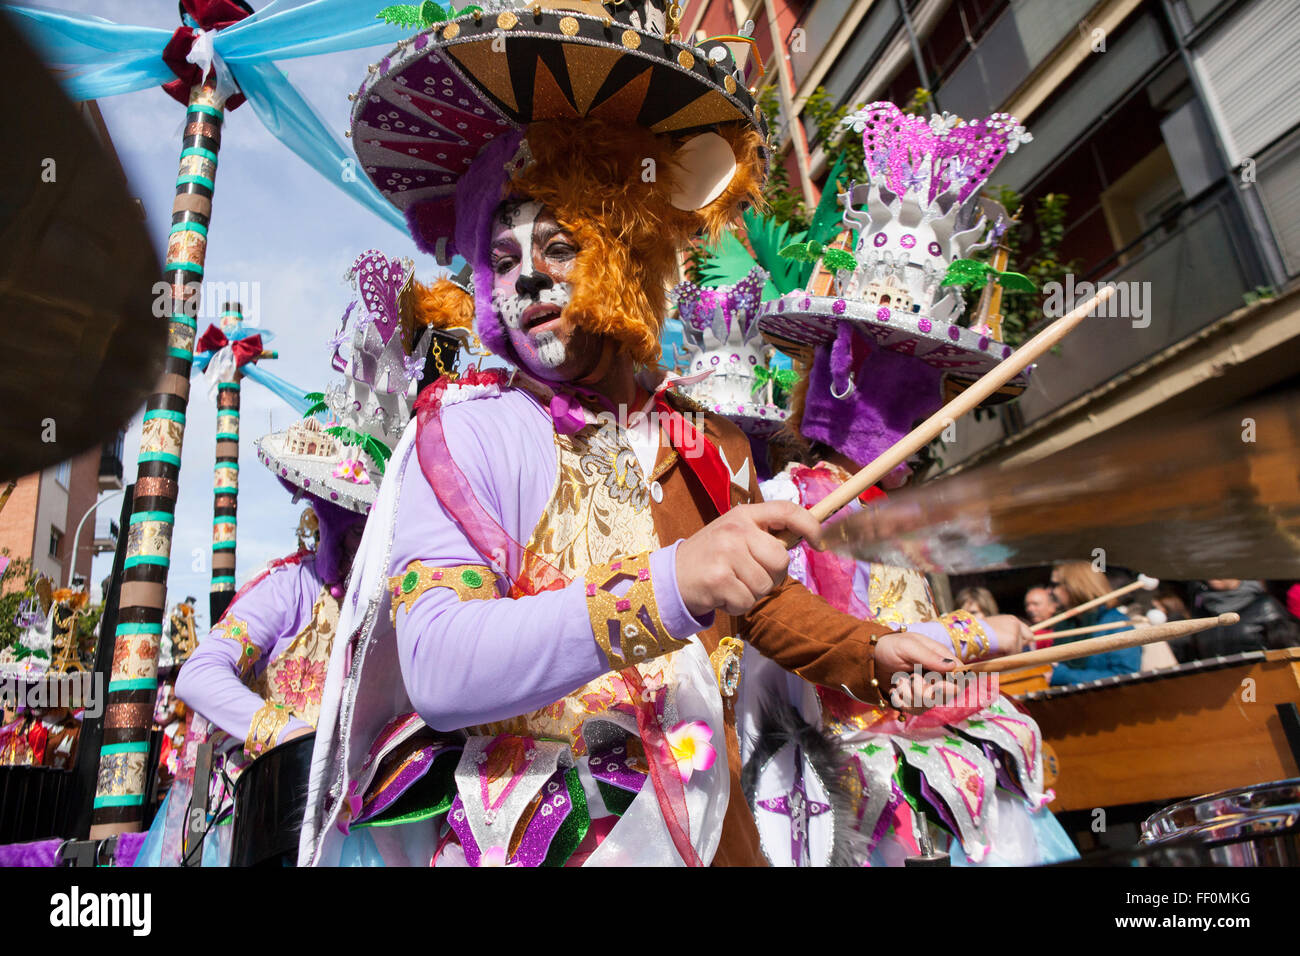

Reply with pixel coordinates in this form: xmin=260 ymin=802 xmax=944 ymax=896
xmin=1035 ymin=573 xmax=1159 ymax=630
xmin=1035 ymin=618 xmax=1135 ymax=640
xmin=954 ymin=613 xmax=1238 ymax=673
xmin=780 ymin=285 xmax=1116 ymax=546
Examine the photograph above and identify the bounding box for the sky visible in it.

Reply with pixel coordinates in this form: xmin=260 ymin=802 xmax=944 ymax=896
xmin=17 ymin=0 xmax=432 ymax=634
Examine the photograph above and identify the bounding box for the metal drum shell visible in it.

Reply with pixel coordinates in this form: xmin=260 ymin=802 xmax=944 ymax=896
xmin=1140 ymin=778 xmax=1300 ymax=867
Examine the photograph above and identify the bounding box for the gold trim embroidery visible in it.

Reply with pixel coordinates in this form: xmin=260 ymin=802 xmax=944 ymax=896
xmin=389 ymin=561 xmax=497 ymax=624
xmin=213 ymin=616 xmax=260 ymax=678
xmin=939 ymin=610 xmax=990 ymax=662
xmin=251 ymin=589 xmax=339 ymax=729
xmin=709 ymin=637 xmax=744 ymax=697
xmin=245 ymin=700 xmax=291 ymax=757
xmin=584 ymin=551 xmax=688 ymax=669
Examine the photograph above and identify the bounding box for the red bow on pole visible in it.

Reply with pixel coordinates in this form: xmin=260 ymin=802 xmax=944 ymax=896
xmin=197 ymin=325 xmax=263 ymax=367
xmin=161 ymin=0 xmax=253 ymax=108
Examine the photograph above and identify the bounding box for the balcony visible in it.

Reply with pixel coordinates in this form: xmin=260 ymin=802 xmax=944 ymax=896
xmin=937 ymin=184 xmax=1261 ymax=470
xmin=98 ymin=431 xmax=124 ymax=491
xmin=1014 ymin=185 xmax=1254 ymax=428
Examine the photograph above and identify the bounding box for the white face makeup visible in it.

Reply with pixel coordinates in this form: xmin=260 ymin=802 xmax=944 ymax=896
xmin=488 ymin=200 xmax=577 ymax=377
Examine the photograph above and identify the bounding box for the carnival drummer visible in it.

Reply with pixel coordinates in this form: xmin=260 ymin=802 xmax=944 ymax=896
xmin=300 ymin=2 xmax=1029 ymax=868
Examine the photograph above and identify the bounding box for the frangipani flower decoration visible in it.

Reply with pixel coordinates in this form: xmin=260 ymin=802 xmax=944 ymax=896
xmin=665 ymin=720 xmax=717 ymax=784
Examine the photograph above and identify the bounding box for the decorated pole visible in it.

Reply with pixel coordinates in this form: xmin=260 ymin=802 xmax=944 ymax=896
xmin=91 ymin=79 xmax=225 ymax=838
xmin=196 ymin=300 xmax=279 ymax=622
xmin=211 ymin=303 xmax=243 ymax=622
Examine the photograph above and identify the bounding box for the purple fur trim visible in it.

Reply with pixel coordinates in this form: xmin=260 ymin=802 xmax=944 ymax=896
xmin=452 ymin=130 xmax=524 ymax=365
xmin=829 ymin=324 xmax=855 ymax=397
xmin=406 ymin=199 xmax=457 ymax=258
xmin=0 ymin=838 xmax=61 ymax=867
xmin=277 ymin=478 xmax=362 ymax=586
xmin=801 ymin=327 xmax=945 ymax=467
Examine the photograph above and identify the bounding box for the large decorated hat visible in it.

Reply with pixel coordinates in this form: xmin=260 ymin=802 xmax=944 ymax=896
xmin=757 ymin=102 xmax=1034 ymax=397
xmin=670 ymin=267 xmax=791 ymax=436
xmin=348 ymin=0 xmax=770 ymax=253
xmin=256 ymin=250 xmax=450 ymax=513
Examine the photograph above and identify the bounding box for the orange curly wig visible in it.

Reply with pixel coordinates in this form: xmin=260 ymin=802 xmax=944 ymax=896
xmin=505 ymin=118 xmax=765 ymax=366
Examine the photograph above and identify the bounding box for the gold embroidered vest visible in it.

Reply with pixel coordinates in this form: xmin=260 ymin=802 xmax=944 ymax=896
xmin=250 ymin=588 xmax=339 ymax=729
xmin=472 ymin=424 xmax=679 ymax=752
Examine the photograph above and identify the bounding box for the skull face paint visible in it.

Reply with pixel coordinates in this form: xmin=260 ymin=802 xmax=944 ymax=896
xmin=488 ymin=200 xmax=594 ymax=380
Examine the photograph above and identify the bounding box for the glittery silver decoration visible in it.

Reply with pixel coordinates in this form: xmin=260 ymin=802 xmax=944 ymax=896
xmin=454 ymin=737 xmax=573 ymax=852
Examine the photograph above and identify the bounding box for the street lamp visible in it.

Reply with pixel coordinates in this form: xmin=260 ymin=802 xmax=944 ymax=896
xmin=67 ymin=489 xmax=125 ymax=588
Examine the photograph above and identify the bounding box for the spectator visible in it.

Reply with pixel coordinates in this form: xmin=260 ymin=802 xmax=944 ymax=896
xmin=1023 ymin=585 xmax=1060 ymax=625
xmin=1049 ymin=561 xmax=1139 ymax=685
xmin=1152 ymin=588 xmax=1190 ymax=625
xmin=1173 ymin=580 xmax=1300 ymax=663
xmin=956 ymin=586 xmax=998 ymax=617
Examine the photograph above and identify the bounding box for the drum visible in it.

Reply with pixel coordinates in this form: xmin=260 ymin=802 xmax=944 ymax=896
xmin=1053 ymin=838 xmax=1215 ymax=867
xmin=228 ymin=734 xmax=315 ymax=867
xmin=1140 ymin=778 xmax=1300 ymax=866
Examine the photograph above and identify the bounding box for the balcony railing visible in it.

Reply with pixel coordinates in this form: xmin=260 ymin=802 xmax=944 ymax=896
xmin=98 ymin=433 xmax=124 ymax=491
xmin=1013 ymin=185 xmax=1255 ymax=426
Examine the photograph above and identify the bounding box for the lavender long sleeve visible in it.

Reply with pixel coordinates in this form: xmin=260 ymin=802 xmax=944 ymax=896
xmin=389 ymin=388 xmax=709 ymax=731
xmin=175 ymin=558 xmax=320 ymax=742
xmin=847 ymin=561 xmax=998 ymax=656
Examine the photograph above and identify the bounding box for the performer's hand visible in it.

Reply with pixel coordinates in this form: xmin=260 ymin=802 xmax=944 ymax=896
xmin=677 ymin=501 xmax=823 ymax=618
xmin=985 ymin=614 xmax=1035 ymax=656
xmin=874 ymin=631 xmax=955 ymax=681
xmin=282 ymin=726 xmax=314 ymax=743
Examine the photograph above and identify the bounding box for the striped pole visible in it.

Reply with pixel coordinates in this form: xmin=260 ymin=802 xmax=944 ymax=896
xmin=211 ymin=303 xmax=243 ymax=623
xmin=91 ymin=80 xmax=225 ymax=838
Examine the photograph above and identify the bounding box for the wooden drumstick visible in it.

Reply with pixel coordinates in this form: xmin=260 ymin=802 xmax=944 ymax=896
xmin=1034 ymin=618 xmax=1135 ymax=640
xmin=954 ymin=613 xmax=1238 ymax=673
xmin=1035 ymin=573 xmax=1159 ymax=630
xmin=781 ymin=285 xmax=1116 ymax=547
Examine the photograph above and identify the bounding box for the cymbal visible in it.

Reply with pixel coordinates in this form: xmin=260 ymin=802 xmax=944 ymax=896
xmin=826 ymin=388 xmax=1300 ymax=579
xmin=0 ymin=15 xmax=163 ymax=481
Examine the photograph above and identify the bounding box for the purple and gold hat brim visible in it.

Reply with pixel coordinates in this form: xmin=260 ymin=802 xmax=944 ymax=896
xmin=757 ymin=295 xmax=1032 ymax=398
xmin=255 ymin=432 xmax=375 ymax=515
xmin=350 ymin=10 xmax=770 ymax=254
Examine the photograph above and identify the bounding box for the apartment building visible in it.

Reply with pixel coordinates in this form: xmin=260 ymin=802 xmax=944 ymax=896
xmin=0 ymin=434 xmax=122 ymax=588
xmin=683 ymin=0 xmax=1300 ymax=467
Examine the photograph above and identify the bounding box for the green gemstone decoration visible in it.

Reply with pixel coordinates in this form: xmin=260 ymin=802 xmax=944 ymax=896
xmin=909 ymin=743 xmax=930 ymax=755
xmin=460 ymin=568 xmax=483 ymax=589
xmin=401 ymin=570 xmax=419 ymax=593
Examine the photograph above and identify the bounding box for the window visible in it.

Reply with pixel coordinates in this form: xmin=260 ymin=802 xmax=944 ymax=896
xmin=54 ymin=460 xmax=71 ymax=488
xmin=49 ymin=527 xmax=63 ymax=559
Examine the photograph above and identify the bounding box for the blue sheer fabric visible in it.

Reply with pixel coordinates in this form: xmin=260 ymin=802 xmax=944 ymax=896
xmin=6 ymin=1 xmax=408 ymax=229
xmin=240 ymin=364 xmax=317 ymax=416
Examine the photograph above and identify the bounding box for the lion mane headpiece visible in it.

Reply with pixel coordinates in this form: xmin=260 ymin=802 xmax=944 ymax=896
xmin=422 ymin=118 xmax=764 ymax=371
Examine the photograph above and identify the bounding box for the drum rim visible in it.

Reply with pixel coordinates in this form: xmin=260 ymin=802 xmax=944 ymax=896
xmin=1141 ymin=777 xmax=1300 ymax=845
